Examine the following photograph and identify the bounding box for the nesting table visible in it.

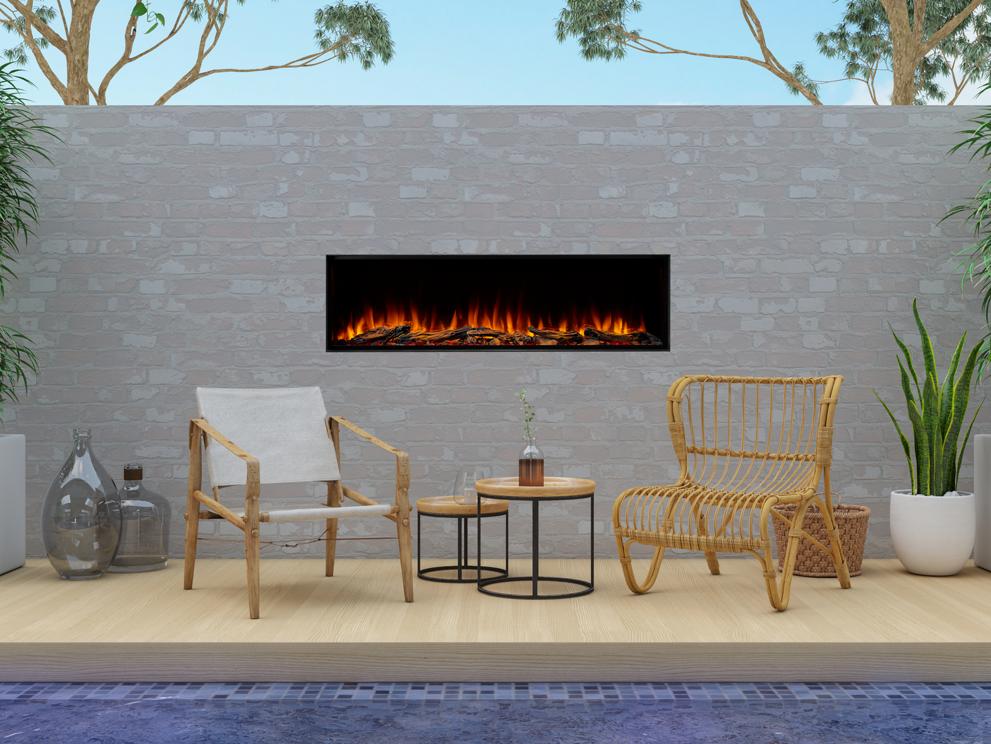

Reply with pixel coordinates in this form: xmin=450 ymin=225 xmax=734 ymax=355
xmin=474 ymin=476 xmax=595 ymax=599
xmin=416 ymin=495 xmax=510 ymax=583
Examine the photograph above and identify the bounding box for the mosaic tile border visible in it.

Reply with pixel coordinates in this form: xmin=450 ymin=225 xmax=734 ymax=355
xmin=2 ymin=682 xmax=991 ymax=704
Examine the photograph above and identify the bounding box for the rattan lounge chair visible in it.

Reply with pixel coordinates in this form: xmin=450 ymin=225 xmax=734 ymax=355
xmin=613 ymin=375 xmax=851 ymax=611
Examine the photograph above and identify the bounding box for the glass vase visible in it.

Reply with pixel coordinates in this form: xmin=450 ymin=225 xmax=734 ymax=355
xmin=109 ymin=464 xmax=171 ymax=573
xmin=42 ymin=428 xmax=121 ymax=580
xmin=518 ymin=437 xmax=544 ymax=487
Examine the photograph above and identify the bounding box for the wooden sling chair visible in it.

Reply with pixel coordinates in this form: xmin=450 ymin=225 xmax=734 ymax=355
xmin=184 ymin=386 xmax=413 ymax=619
xmin=613 ymin=375 xmax=851 ymax=612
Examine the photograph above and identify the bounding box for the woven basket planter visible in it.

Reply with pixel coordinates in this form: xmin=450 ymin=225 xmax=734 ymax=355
xmin=772 ymin=503 xmax=870 ymax=578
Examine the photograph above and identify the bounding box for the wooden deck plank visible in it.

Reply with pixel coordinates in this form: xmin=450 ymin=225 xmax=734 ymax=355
xmin=0 ymin=559 xmax=989 ymax=681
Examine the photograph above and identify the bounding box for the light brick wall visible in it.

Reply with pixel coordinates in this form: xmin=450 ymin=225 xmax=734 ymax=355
xmin=6 ymin=105 xmax=988 ymax=560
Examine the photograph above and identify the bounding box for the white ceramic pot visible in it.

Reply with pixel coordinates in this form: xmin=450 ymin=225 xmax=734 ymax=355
xmin=890 ymin=489 xmax=975 ymax=576
xmin=0 ymin=433 xmax=26 ymax=576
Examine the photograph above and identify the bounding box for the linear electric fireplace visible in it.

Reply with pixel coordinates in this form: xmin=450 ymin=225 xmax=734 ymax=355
xmin=325 ymin=254 xmax=670 ymax=351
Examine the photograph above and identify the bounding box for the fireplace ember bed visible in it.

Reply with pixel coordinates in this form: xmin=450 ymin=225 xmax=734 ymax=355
xmin=326 ymin=255 xmax=670 ymax=351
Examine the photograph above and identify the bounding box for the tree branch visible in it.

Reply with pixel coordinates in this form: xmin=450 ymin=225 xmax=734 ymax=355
xmin=54 ymin=0 xmax=67 ymax=38
xmin=156 ymin=43 xmax=348 ymax=104
xmin=947 ymin=55 xmax=970 ymax=105
xmin=921 ymin=0 xmax=983 ymax=55
xmin=154 ymin=0 xmax=357 ymax=105
xmin=154 ymin=0 xmax=227 ymax=105
xmin=913 ymin=0 xmax=927 ymax=43
xmin=621 ymin=0 xmax=822 ymax=106
xmin=4 ymin=0 xmax=67 ymax=100
xmin=5 ymin=0 xmax=65 ymax=51
xmin=96 ymin=3 xmax=193 ymax=105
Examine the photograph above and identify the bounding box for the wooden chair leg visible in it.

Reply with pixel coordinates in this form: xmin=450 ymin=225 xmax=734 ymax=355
xmin=326 ymin=481 xmax=342 ymax=578
xmin=245 ymin=526 xmax=261 ymax=619
xmin=184 ymin=425 xmax=202 ymax=591
xmin=616 ymin=535 xmax=664 ymax=594
xmin=183 ymin=502 xmax=199 ymax=591
xmin=397 ymin=513 xmax=414 ymax=603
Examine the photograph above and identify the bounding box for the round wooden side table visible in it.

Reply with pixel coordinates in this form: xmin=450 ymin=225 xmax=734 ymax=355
xmin=416 ymin=495 xmax=509 ymax=584
xmin=473 ymin=476 xmax=595 ymax=599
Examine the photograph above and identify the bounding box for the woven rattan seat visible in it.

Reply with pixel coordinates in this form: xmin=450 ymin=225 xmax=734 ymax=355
xmin=613 ymin=375 xmax=852 ymax=612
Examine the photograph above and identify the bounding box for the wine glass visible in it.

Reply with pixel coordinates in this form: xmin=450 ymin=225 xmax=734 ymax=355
xmin=453 ymin=466 xmax=492 ymax=505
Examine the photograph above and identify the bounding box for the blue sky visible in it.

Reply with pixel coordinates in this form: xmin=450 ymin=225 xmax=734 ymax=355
xmin=8 ymin=1 xmax=986 ymax=105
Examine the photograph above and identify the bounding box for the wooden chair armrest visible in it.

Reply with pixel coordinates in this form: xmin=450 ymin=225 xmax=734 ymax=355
xmin=330 ymin=416 xmax=406 ymax=458
xmin=191 ymin=418 xmax=259 ymax=467
xmin=190 ymin=419 xmax=261 ymax=516
xmin=329 ymin=416 xmax=410 ymax=511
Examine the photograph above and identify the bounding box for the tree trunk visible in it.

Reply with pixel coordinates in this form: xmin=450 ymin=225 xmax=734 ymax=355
xmin=884 ymin=1 xmax=919 ymax=105
xmin=65 ymin=0 xmax=99 ymax=104
xmin=890 ymin=48 xmax=918 ymax=105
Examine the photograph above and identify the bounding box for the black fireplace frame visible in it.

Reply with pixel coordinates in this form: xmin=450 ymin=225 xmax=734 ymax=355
xmin=325 ymin=254 xmax=671 ymax=352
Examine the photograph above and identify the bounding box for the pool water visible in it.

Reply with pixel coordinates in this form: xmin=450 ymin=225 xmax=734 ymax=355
xmin=2 ymin=683 xmax=988 ymax=743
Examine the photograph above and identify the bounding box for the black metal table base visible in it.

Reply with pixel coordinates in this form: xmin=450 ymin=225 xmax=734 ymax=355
xmin=417 ymin=510 xmax=509 ymax=584
xmin=477 ymin=575 xmax=593 ymax=599
xmin=476 ymin=492 xmax=595 ymax=600
xmin=419 ymin=564 xmax=507 ymax=584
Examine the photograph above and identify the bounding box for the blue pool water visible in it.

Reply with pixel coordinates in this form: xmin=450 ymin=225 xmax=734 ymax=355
xmin=2 ymin=683 xmax=989 ymax=743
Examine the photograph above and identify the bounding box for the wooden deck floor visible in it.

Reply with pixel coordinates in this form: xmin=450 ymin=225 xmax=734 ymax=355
xmin=1 ymin=558 xmax=989 ymax=681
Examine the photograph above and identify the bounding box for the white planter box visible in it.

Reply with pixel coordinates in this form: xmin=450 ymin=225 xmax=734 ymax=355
xmin=0 ymin=434 xmax=25 ymax=575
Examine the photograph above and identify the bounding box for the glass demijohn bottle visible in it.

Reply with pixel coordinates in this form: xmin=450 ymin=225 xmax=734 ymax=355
xmin=109 ymin=464 xmax=171 ymax=572
xmin=42 ymin=428 xmax=121 ymax=580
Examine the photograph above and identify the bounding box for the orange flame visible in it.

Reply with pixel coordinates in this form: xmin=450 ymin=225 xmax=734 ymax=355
xmin=339 ymin=297 xmax=645 ymax=340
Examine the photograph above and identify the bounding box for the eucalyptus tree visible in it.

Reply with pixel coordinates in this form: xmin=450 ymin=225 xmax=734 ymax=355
xmin=0 ymin=1 xmax=393 ymax=104
xmin=555 ymin=0 xmax=991 ymax=105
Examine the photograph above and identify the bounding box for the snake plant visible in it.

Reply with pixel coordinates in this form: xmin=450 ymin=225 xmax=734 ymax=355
xmin=875 ymin=299 xmax=983 ymax=497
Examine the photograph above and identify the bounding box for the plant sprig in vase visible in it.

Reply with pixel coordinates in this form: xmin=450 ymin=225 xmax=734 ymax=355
xmin=517 ymin=388 xmax=544 ymax=486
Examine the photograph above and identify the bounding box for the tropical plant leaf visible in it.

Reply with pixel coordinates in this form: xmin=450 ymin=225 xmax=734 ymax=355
xmin=890 ymin=324 xmax=920 ymax=400
xmin=958 ymin=399 xmax=985 ymax=479
xmin=0 ymin=62 xmax=55 ymax=423
xmin=876 ymin=392 xmax=915 ymax=494
xmin=913 ymin=298 xmax=938 ymax=384
xmin=906 ymin=398 xmax=930 ymax=495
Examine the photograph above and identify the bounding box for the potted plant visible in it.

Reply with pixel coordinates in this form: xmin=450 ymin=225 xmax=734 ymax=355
xmin=0 ymin=64 xmax=54 ymax=575
xmin=876 ymin=299 xmax=983 ymax=576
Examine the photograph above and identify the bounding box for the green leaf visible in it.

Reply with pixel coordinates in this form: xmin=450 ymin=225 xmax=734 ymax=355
xmin=890 ymin=325 xmax=921 ymax=400
xmin=913 ymin=299 xmax=938 ymax=384
xmin=922 ymin=372 xmax=941 ymax=495
xmin=0 ymin=61 xmax=57 ymax=422
xmin=939 ymin=331 xmax=966 ymax=432
xmin=132 ymin=2 xmax=148 ymax=17
xmin=907 ymin=398 xmax=930 ymax=495
xmin=958 ymin=399 xmax=985 ymax=479
xmin=876 ymin=391 xmax=915 ymax=494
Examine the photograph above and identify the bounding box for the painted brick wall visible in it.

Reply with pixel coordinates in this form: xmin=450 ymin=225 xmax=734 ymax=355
xmin=7 ymin=105 xmax=989 ymax=561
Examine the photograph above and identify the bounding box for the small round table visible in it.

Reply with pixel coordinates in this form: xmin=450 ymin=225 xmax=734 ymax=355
xmin=416 ymin=495 xmax=509 ymax=583
xmin=473 ymin=477 xmax=595 ymax=600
